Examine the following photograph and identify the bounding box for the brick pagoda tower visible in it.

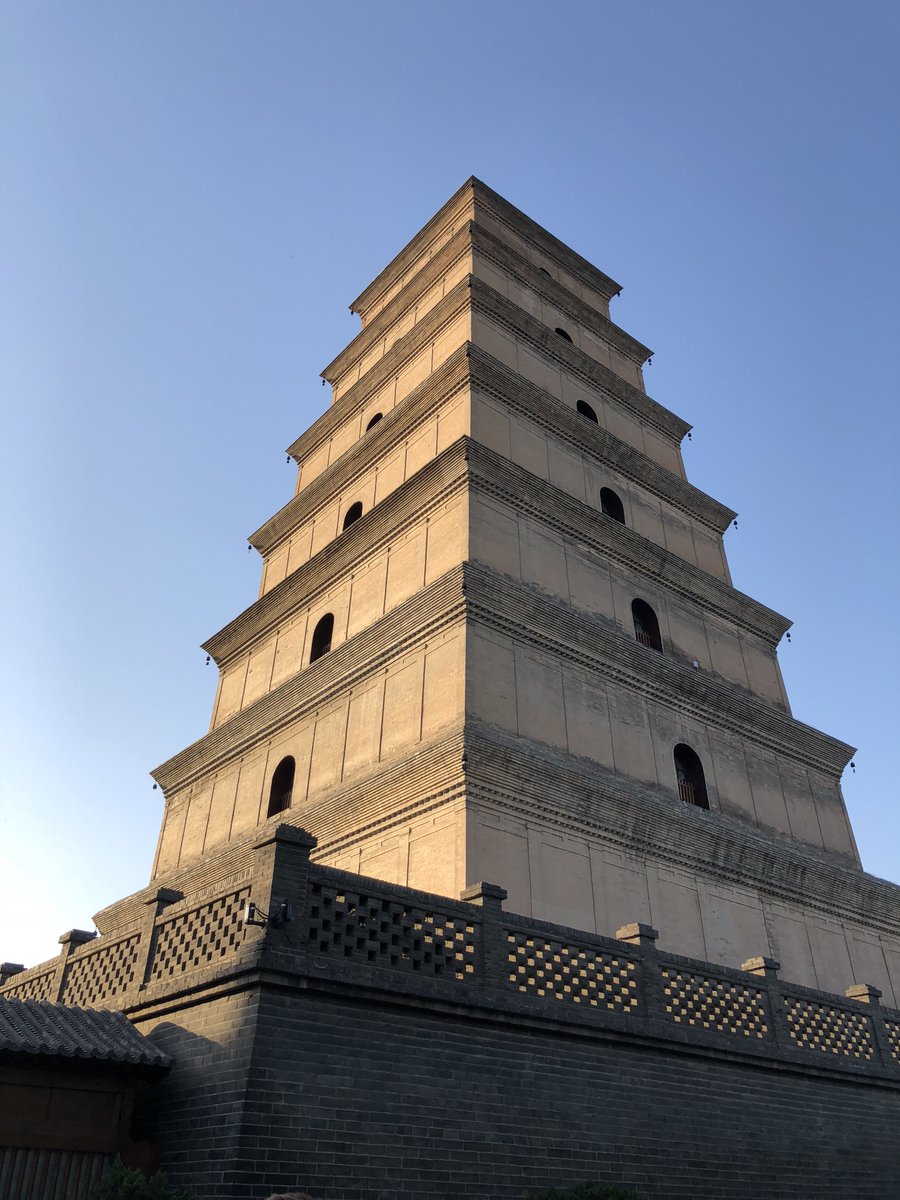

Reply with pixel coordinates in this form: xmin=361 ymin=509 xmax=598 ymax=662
xmin=150 ymin=177 xmax=882 ymax=995
xmin=5 ymin=180 xmax=900 ymax=1200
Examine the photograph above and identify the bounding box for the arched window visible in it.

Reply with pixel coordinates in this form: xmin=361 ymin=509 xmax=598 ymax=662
xmin=577 ymin=399 xmax=599 ymax=424
xmin=555 ymin=327 xmax=573 ymax=343
xmin=600 ymin=487 xmax=625 ymax=523
xmin=309 ymin=613 xmax=334 ymax=663
xmin=366 ymin=412 xmax=383 ymax=432
xmin=267 ymin=756 xmax=295 ymax=818
xmin=342 ymin=501 xmax=363 ymax=531
xmin=674 ymin=745 xmax=709 ymax=810
xmin=632 ymin=599 xmax=663 ymax=652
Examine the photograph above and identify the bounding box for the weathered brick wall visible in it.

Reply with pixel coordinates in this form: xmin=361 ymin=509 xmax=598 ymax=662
xmin=7 ymin=827 xmax=900 ymax=1198
xmin=226 ymin=984 xmax=900 ymax=1200
xmin=132 ymin=989 xmax=261 ymax=1199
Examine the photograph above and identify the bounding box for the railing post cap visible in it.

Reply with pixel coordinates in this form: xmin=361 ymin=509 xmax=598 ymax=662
xmin=144 ymin=887 xmax=182 ymax=909
xmin=845 ymin=982 xmax=882 ymax=1004
xmin=0 ymin=962 xmax=24 ymax=978
xmin=254 ymin=824 xmax=318 ymax=851
xmin=58 ymin=929 xmax=97 ymax=947
xmin=615 ymin=922 xmax=659 ymax=946
xmin=460 ymin=882 xmax=508 ymax=906
xmin=741 ymin=955 xmax=781 ymax=977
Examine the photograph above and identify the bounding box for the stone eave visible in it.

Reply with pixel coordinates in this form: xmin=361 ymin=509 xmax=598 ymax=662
xmin=280 ymin=338 xmax=715 ymax=580
xmin=205 ymin=429 xmax=777 ymax=677
xmin=154 ymin=566 xmax=467 ymax=796
xmin=463 ymin=721 xmax=897 ymax=938
xmin=466 ymin=439 xmax=781 ymax=644
xmin=290 ymin=277 xmax=683 ymax=482
xmin=470 ymin=275 xmax=688 ymax=442
xmin=322 ymin=222 xmax=473 ymax=387
xmin=276 ymin=730 xmax=467 ymax=865
xmin=259 ymin=347 xmax=471 ymax=555
xmin=350 ymin=177 xmax=622 ymax=323
xmin=323 ymin=218 xmax=650 ymax=392
xmin=349 ymin=178 xmax=477 ymax=322
xmin=468 ymin=177 xmax=623 ymax=304
xmin=207 ymin=441 xmax=469 ymax=666
xmin=463 ymin=562 xmax=854 ymax=776
xmin=467 ymin=345 xmax=733 ymax=533
xmin=470 ymin=221 xmax=651 ymax=366
xmin=286 ymin=280 xmax=473 ymax=467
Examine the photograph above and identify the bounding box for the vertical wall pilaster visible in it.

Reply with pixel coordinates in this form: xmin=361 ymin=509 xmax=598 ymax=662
xmin=138 ymin=887 xmax=183 ymax=989
xmin=251 ymin=825 xmax=318 ymax=965
xmin=616 ymin=922 xmax=662 ymax=1019
xmin=845 ymin=982 xmax=893 ymax=1068
xmin=460 ymin=882 xmax=508 ymax=999
xmin=742 ymin=955 xmax=784 ymax=1048
xmin=53 ymin=929 xmax=97 ymax=1002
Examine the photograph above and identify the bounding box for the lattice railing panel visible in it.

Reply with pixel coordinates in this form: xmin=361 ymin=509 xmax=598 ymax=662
xmin=64 ymin=934 xmax=141 ymax=1007
xmin=148 ymin=888 xmax=250 ymax=982
xmin=1 ymin=967 xmax=56 ymax=1003
xmin=884 ymin=1020 xmax=900 ymax=1063
xmin=507 ymin=933 xmax=638 ymax=1012
xmin=661 ymin=968 xmax=768 ymax=1037
xmin=307 ymin=883 xmax=478 ymax=981
xmin=785 ymin=995 xmax=874 ymax=1059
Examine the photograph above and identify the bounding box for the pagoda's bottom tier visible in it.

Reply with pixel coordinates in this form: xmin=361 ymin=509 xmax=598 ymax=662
xmin=130 ymin=722 xmax=900 ymax=1003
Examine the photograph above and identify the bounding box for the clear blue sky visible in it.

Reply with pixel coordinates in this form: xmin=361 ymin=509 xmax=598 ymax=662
xmin=2 ymin=2 xmax=898 ymax=967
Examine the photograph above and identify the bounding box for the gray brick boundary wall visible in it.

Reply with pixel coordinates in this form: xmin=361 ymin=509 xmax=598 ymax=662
xmin=4 ymin=823 xmax=900 ymax=1198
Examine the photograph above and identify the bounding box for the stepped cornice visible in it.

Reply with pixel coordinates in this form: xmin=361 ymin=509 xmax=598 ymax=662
xmin=209 ymin=447 xmax=469 ymax=666
xmin=286 ymin=279 xmax=474 ymax=465
xmin=463 ymin=561 xmax=853 ymax=775
xmin=272 ymin=342 xmax=727 ymax=569
xmin=470 ymin=221 xmax=651 ymax=365
xmin=221 ymin=431 xmax=779 ymax=675
xmin=350 ymin=176 xmax=622 ymax=321
xmin=289 ymin=277 xmax=684 ymax=482
xmin=466 ymin=438 xmax=778 ymax=643
xmin=467 ymin=344 xmax=732 ymax=532
xmin=322 ymin=218 xmax=650 ymax=389
xmin=259 ymin=347 xmax=471 ymax=555
xmin=469 ymin=274 xmax=688 ymax=441
xmin=462 ymin=721 xmax=899 ymax=938
xmin=154 ymin=566 xmax=468 ymax=796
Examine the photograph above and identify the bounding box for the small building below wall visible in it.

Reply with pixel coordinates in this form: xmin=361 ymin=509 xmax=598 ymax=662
xmin=0 ymin=996 xmax=172 ymax=1200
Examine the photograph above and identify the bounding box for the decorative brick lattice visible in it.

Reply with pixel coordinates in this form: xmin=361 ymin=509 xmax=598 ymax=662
xmin=507 ymin=934 xmax=638 ymax=1012
xmin=1 ymin=968 xmax=56 ymax=1002
xmin=785 ymin=996 xmax=874 ymax=1059
xmin=148 ymin=888 xmax=250 ymax=982
xmin=884 ymin=1020 xmax=900 ymax=1063
xmin=307 ymin=884 xmax=477 ymax=980
xmin=661 ymin=969 xmax=768 ymax=1038
xmin=64 ymin=934 xmax=141 ymax=1007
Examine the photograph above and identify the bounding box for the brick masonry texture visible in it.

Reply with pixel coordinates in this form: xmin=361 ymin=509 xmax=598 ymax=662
xmin=8 ymin=181 xmax=900 ymax=1198
xmin=8 ymin=828 xmax=898 ymax=1198
xmin=131 ymin=976 xmax=900 ymax=1200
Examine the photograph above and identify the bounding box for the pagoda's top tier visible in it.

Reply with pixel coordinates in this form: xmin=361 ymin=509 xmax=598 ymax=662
xmin=349 ymin=177 xmax=624 ymax=331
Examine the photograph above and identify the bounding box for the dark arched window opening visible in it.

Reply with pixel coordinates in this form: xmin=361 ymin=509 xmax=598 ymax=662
xmin=309 ymin=613 xmax=334 ymax=663
xmin=577 ymin=399 xmax=599 ymax=424
xmin=600 ymin=487 xmax=625 ymax=523
xmin=342 ymin=502 xmax=363 ymax=531
xmin=674 ymin=744 xmax=709 ymax=810
xmin=267 ymin=756 xmax=295 ymax=818
xmin=632 ymin=599 xmax=663 ymax=652
xmin=555 ymin=327 xmax=573 ymax=343
xmin=366 ymin=412 xmax=383 ymax=432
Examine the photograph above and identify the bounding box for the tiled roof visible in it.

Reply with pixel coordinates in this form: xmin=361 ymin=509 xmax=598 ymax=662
xmin=0 ymin=997 xmax=172 ymax=1071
